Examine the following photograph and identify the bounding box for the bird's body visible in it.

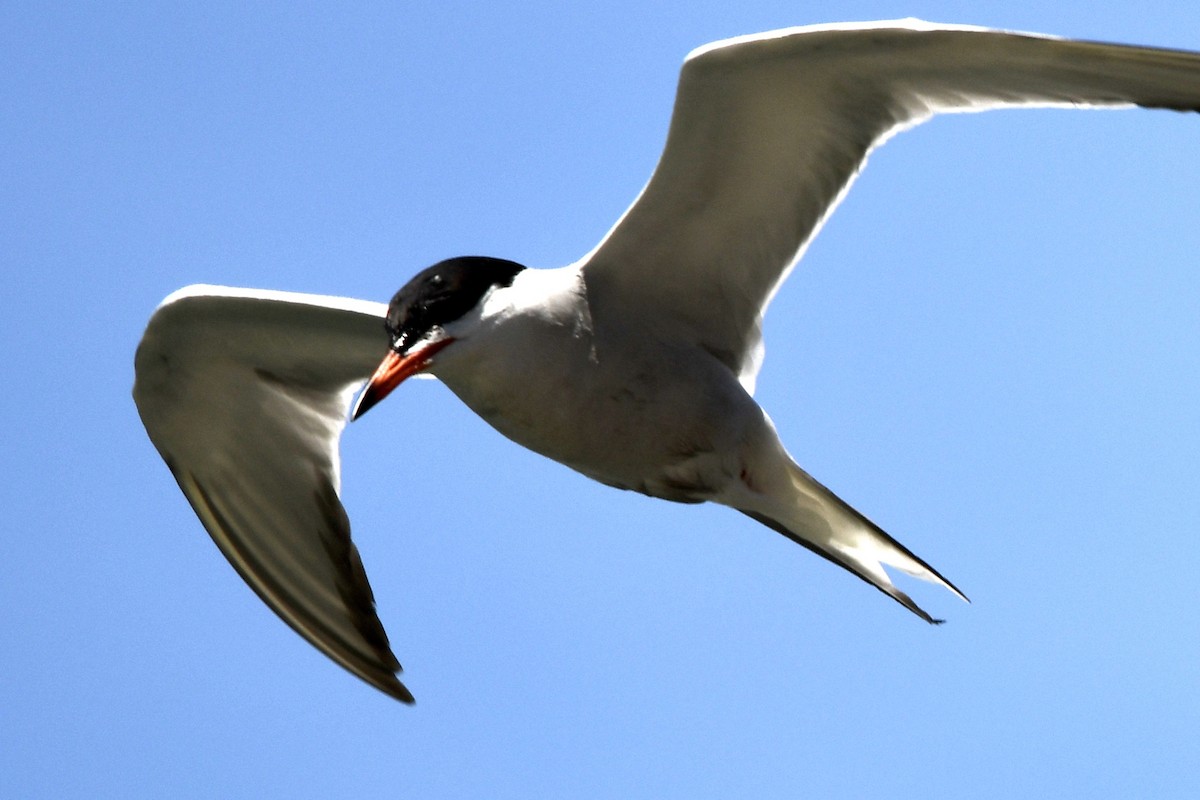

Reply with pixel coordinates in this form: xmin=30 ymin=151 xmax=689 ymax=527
xmin=419 ymin=259 xmax=963 ymax=614
xmin=433 ymin=264 xmax=755 ymax=501
xmin=135 ymin=20 xmax=1200 ymax=703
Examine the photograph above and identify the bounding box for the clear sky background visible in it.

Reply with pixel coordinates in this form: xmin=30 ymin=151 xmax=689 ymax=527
xmin=4 ymin=1 xmax=1199 ymax=797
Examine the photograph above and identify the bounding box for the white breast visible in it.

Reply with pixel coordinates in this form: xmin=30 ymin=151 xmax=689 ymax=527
xmin=430 ymin=265 xmax=765 ymax=500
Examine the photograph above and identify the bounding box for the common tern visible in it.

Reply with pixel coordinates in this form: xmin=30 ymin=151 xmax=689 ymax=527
xmin=134 ymin=20 xmax=1200 ymax=703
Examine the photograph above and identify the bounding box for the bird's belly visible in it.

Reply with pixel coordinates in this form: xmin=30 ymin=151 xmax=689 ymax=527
xmin=435 ymin=331 xmax=759 ymax=503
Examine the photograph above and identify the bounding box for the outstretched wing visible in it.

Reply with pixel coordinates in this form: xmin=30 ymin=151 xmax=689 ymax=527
xmin=581 ymin=20 xmax=1200 ymax=390
xmin=132 ymin=285 xmax=412 ymax=702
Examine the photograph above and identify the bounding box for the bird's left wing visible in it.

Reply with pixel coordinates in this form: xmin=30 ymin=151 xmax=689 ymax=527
xmin=580 ymin=20 xmax=1200 ymax=391
xmin=132 ymin=285 xmax=413 ymax=702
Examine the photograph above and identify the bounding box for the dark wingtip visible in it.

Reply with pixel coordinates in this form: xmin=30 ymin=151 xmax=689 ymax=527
xmin=388 ymin=680 xmax=416 ymax=705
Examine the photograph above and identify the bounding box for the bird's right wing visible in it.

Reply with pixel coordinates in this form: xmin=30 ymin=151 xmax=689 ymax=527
xmin=132 ymin=285 xmax=413 ymax=703
xmin=580 ymin=20 xmax=1200 ymax=392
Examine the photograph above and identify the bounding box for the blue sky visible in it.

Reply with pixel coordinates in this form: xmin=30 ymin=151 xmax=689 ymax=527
xmin=4 ymin=1 xmax=1200 ymax=797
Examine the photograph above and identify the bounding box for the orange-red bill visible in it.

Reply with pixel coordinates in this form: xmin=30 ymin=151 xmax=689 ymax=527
xmin=352 ymin=338 xmax=455 ymax=420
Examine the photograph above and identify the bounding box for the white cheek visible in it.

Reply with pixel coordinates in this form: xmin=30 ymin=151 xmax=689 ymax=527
xmin=408 ymin=326 xmax=451 ymax=351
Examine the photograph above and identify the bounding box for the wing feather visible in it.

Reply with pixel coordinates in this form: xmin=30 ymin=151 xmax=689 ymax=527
xmin=581 ymin=20 xmax=1200 ymax=391
xmin=132 ymin=286 xmax=413 ymax=702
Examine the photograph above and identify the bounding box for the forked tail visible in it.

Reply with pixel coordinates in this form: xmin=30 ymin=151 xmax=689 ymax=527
xmin=739 ymin=461 xmax=968 ymax=623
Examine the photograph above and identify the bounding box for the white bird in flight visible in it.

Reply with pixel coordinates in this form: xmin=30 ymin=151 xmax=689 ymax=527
xmin=134 ymin=20 xmax=1200 ymax=703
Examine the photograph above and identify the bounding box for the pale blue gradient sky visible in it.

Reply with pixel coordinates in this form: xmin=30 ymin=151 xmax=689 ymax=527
xmin=4 ymin=2 xmax=1199 ymax=797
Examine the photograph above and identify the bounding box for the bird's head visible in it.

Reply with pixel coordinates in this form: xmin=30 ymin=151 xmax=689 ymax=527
xmin=352 ymin=256 xmax=525 ymax=420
